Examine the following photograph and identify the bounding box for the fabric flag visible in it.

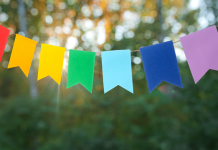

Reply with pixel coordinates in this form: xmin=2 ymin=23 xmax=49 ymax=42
xmin=180 ymin=25 xmax=218 ymax=83
xmin=37 ymin=44 xmax=65 ymax=85
xmin=101 ymin=50 xmax=133 ymax=93
xmin=67 ymin=50 xmax=96 ymax=93
xmin=8 ymin=34 xmax=37 ymax=77
xmin=140 ymin=41 xmax=183 ymax=93
xmin=0 ymin=25 xmax=10 ymax=62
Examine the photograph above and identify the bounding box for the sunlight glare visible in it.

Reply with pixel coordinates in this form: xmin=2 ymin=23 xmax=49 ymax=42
xmin=62 ymin=58 xmax=68 ymax=71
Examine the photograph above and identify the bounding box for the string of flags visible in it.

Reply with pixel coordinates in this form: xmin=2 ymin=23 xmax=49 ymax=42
xmin=0 ymin=24 xmax=217 ymax=93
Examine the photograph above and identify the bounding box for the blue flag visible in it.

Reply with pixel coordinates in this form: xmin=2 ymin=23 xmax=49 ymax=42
xmin=140 ymin=41 xmax=183 ymax=93
xmin=101 ymin=50 xmax=133 ymax=93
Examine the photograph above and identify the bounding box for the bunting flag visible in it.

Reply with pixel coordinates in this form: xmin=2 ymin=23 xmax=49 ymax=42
xmin=180 ymin=25 xmax=218 ymax=83
xmin=8 ymin=34 xmax=37 ymax=77
xmin=67 ymin=50 xmax=96 ymax=93
xmin=101 ymin=50 xmax=133 ymax=93
xmin=0 ymin=25 xmax=10 ymax=62
xmin=2 ymin=23 xmax=218 ymax=94
xmin=140 ymin=41 xmax=183 ymax=93
xmin=37 ymin=44 xmax=65 ymax=85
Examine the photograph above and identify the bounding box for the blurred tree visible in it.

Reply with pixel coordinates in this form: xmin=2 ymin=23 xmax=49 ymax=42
xmin=155 ymin=0 xmax=165 ymax=42
xmin=17 ymin=0 xmax=38 ymax=98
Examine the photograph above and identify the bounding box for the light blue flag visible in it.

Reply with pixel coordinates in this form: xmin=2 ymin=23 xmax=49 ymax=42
xmin=101 ymin=50 xmax=133 ymax=93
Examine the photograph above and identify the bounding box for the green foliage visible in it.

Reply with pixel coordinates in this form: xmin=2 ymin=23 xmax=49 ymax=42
xmin=0 ymin=92 xmax=174 ymax=150
xmin=1 ymin=63 xmax=218 ymax=150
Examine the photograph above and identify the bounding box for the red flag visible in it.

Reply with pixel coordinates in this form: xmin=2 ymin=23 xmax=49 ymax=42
xmin=0 ymin=25 xmax=10 ymax=62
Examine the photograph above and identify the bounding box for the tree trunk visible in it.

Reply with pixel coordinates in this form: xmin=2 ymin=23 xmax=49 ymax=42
xmin=17 ymin=0 xmax=38 ymax=99
xmin=156 ymin=0 xmax=165 ymax=43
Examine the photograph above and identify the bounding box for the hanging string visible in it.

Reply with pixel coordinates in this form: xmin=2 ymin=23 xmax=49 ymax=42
xmin=10 ymin=25 xmax=218 ymax=53
xmin=9 ymin=30 xmax=183 ymax=55
xmin=36 ymin=38 xmax=181 ymax=53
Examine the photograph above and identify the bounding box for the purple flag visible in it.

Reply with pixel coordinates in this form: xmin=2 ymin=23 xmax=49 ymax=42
xmin=180 ymin=25 xmax=218 ymax=83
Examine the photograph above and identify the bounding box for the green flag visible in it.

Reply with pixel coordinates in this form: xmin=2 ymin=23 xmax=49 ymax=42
xmin=67 ymin=50 xmax=96 ymax=93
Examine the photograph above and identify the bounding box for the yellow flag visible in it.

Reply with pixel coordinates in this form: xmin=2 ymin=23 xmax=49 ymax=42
xmin=8 ymin=34 xmax=37 ymax=77
xmin=37 ymin=44 xmax=65 ymax=85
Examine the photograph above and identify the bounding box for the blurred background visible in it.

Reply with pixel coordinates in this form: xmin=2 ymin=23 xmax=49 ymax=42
xmin=0 ymin=0 xmax=218 ymax=149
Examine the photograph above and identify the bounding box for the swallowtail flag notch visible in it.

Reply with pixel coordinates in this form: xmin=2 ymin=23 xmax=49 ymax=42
xmin=101 ymin=50 xmax=134 ymax=93
xmin=0 ymin=25 xmax=10 ymax=62
xmin=140 ymin=41 xmax=183 ymax=93
xmin=37 ymin=44 xmax=65 ymax=85
xmin=8 ymin=34 xmax=37 ymax=77
xmin=180 ymin=25 xmax=218 ymax=83
xmin=67 ymin=50 xmax=96 ymax=93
